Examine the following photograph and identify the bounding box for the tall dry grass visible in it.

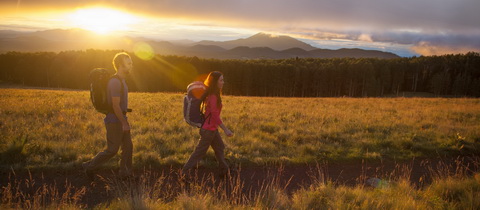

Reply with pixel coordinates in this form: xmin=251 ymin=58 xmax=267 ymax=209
xmin=1 ymin=88 xmax=479 ymax=170
xmin=1 ymin=171 xmax=86 ymax=209
xmin=2 ymin=160 xmax=478 ymax=209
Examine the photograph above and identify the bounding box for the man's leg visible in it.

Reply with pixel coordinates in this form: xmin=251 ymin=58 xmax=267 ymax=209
xmin=84 ymin=123 xmax=123 ymax=171
xmin=119 ymin=130 xmax=133 ymax=177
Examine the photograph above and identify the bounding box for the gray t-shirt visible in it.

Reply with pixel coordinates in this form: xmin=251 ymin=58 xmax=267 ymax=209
xmin=104 ymin=77 xmax=128 ymax=123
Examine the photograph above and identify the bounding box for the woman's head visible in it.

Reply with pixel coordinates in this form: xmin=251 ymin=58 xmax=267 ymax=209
xmin=203 ymin=71 xmax=224 ymax=105
xmin=204 ymin=71 xmax=224 ymax=93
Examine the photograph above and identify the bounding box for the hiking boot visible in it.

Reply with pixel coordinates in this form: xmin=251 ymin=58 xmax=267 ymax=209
xmin=82 ymin=162 xmax=95 ymax=181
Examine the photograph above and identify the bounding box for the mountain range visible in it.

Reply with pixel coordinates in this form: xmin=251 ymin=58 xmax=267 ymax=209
xmin=0 ymin=29 xmax=400 ymax=59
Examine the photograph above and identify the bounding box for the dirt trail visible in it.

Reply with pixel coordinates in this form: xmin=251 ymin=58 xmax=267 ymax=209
xmin=1 ymin=156 xmax=478 ymax=208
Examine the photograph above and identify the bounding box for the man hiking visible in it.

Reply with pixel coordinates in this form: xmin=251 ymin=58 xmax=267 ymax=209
xmin=83 ymin=52 xmax=133 ymax=180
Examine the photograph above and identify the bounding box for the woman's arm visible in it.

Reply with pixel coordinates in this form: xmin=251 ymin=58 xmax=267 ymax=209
xmin=219 ymin=123 xmax=234 ymax=137
xmin=209 ymin=95 xmax=233 ymax=137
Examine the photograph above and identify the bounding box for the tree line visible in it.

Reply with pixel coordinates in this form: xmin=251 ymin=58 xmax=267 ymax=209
xmin=0 ymin=49 xmax=479 ymax=97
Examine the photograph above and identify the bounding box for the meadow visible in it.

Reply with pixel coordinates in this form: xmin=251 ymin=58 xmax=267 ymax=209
xmin=1 ymin=88 xmax=479 ymax=169
xmin=1 ymin=87 xmax=479 ymax=209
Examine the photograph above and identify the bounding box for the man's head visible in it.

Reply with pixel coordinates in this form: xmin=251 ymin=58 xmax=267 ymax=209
xmin=112 ymin=52 xmax=133 ymax=75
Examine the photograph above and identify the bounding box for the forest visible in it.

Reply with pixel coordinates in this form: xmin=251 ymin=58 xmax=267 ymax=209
xmin=0 ymin=50 xmax=479 ymax=97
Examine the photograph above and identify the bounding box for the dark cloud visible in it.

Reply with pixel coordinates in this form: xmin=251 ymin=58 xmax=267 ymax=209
xmin=130 ymin=0 xmax=480 ymax=31
xmin=368 ymin=32 xmax=480 ymax=48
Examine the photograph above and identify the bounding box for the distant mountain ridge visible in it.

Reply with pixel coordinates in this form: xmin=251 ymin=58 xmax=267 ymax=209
xmin=196 ymin=32 xmax=317 ymax=51
xmin=0 ymin=29 xmax=400 ymax=59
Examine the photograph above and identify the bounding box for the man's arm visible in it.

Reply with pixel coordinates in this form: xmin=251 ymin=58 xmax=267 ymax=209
xmin=112 ymin=97 xmax=130 ymax=132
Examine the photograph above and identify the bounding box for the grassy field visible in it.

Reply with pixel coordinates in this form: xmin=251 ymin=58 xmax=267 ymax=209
xmin=1 ymin=87 xmax=480 ymax=209
xmin=2 ymin=161 xmax=479 ymax=209
xmin=0 ymin=87 xmax=479 ymax=170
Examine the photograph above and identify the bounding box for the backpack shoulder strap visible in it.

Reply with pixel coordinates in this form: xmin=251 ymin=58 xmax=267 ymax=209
xmin=109 ymin=75 xmax=132 ymax=113
xmin=200 ymin=92 xmax=208 ymax=113
xmin=107 ymin=75 xmax=124 ymax=113
xmin=110 ymin=75 xmax=124 ymax=96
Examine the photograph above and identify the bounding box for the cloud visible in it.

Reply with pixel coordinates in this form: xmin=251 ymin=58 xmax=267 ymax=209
xmin=367 ymin=31 xmax=480 ymax=55
xmin=9 ymin=0 xmax=480 ymax=30
xmin=2 ymin=0 xmax=480 ymax=56
xmin=411 ymin=41 xmax=480 ymax=56
xmin=130 ymin=0 xmax=480 ymax=56
xmin=358 ymin=34 xmax=373 ymax=42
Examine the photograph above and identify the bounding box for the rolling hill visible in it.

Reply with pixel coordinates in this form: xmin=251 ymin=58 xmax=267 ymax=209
xmin=0 ymin=29 xmax=400 ymax=59
xmin=196 ymin=32 xmax=317 ymax=51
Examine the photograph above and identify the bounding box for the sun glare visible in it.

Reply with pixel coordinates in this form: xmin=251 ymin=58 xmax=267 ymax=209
xmin=68 ymin=7 xmax=139 ymax=34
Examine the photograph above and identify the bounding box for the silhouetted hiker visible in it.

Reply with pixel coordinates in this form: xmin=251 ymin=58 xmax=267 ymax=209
xmin=83 ymin=52 xmax=133 ymax=180
xmin=182 ymin=71 xmax=234 ymax=177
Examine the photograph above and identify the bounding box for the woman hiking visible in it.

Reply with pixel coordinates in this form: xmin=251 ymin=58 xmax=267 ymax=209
xmin=182 ymin=71 xmax=234 ymax=177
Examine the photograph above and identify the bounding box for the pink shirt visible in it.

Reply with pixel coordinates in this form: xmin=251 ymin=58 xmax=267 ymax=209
xmin=202 ymin=94 xmax=223 ymax=131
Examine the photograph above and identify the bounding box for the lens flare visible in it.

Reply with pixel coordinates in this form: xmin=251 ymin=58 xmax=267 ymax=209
xmin=133 ymin=42 xmax=155 ymax=60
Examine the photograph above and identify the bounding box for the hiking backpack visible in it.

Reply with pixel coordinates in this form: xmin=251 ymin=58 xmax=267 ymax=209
xmin=89 ymin=68 xmax=123 ymax=114
xmin=183 ymin=81 xmax=208 ymax=128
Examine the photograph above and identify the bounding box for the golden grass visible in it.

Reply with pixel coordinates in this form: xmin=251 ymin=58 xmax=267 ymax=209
xmin=2 ymin=162 xmax=479 ymax=209
xmin=1 ymin=88 xmax=479 ymax=170
xmin=1 ymin=87 xmax=479 ymax=209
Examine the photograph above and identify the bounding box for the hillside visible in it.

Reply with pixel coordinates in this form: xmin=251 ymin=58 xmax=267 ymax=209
xmin=0 ymin=29 xmax=400 ymax=59
xmin=196 ymin=32 xmax=317 ymax=51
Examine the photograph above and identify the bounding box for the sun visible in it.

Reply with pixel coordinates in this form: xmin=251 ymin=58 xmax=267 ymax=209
xmin=68 ymin=7 xmax=139 ymax=34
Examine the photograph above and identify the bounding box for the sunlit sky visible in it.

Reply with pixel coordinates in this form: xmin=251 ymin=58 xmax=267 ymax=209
xmin=1 ymin=0 xmax=480 ymax=57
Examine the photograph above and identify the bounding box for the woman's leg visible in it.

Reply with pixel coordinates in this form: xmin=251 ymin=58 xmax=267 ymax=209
xmin=182 ymin=129 xmax=215 ymax=172
xmin=211 ymin=130 xmax=229 ymax=172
